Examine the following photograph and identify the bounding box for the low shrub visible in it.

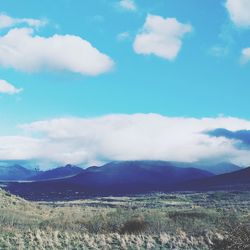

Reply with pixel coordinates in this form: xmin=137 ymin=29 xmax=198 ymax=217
xmin=120 ymin=217 xmax=148 ymax=234
xmin=212 ymin=220 xmax=250 ymax=250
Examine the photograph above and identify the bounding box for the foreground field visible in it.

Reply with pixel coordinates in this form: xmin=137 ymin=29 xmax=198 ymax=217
xmin=0 ymin=190 xmax=250 ymax=249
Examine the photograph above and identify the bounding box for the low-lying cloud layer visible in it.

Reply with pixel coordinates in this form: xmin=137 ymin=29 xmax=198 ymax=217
xmin=1 ymin=114 xmax=250 ymax=167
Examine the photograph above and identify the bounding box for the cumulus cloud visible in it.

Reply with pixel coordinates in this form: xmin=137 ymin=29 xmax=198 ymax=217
xmin=0 ymin=13 xmax=46 ymax=29
xmin=133 ymin=15 xmax=192 ymax=60
xmin=119 ymin=0 xmax=137 ymax=11
xmin=225 ymin=0 xmax=250 ymax=27
xmin=0 ymin=79 xmax=22 ymax=94
xmin=0 ymin=114 xmax=249 ymax=167
xmin=0 ymin=28 xmax=114 ymax=75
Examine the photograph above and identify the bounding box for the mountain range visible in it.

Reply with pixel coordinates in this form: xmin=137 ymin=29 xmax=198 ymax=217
xmin=0 ymin=160 xmax=242 ymax=181
xmin=2 ymin=160 xmax=249 ymax=201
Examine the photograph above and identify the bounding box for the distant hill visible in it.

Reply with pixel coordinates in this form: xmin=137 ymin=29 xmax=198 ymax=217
xmin=4 ymin=160 xmax=249 ymax=201
xmin=180 ymin=166 xmax=250 ymax=191
xmin=171 ymin=161 xmax=242 ymax=175
xmin=0 ymin=164 xmax=38 ymax=181
xmin=0 ymin=160 xmax=240 ymax=182
xmin=194 ymin=162 xmax=242 ymax=175
xmin=6 ymin=161 xmax=214 ymax=200
xmin=72 ymin=160 xmax=213 ymax=186
xmin=29 ymin=164 xmax=83 ymax=181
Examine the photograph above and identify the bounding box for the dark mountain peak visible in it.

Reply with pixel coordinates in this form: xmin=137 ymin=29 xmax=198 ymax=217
xmin=85 ymin=166 xmax=99 ymax=171
xmin=72 ymin=160 xmax=214 ymax=191
xmin=64 ymin=164 xmax=80 ymax=169
xmin=29 ymin=164 xmax=83 ymax=181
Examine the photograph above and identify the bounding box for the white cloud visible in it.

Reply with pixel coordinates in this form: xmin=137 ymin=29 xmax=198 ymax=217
xmin=0 ymin=13 xmax=46 ymax=29
xmin=0 ymin=114 xmax=249 ymax=167
xmin=0 ymin=28 xmax=114 ymax=76
xmin=241 ymin=47 xmax=250 ymax=63
xmin=119 ymin=0 xmax=137 ymax=11
xmin=117 ymin=31 xmax=130 ymax=41
xmin=0 ymin=136 xmax=41 ymax=160
xmin=0 ymin=79 xmax=22 ymax=94
xmin=133 ymin=15 xmax=192 ymax=60
xmin=225 ymin=0 xmax=250 ymax=27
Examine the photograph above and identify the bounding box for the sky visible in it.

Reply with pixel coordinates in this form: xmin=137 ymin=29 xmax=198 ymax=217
xmin=0 ymin=0 xmax=250 ymax=168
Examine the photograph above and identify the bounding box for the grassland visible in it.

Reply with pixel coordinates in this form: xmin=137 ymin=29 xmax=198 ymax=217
xmin=0 ymin=189 xmax=250 ymax=249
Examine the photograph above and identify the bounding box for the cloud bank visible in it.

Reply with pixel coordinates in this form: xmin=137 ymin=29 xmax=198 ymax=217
xmin=133 ymin=15 xmax=192 ymax=60
xmin=1 ymin=114 xmax=250 ymax=167
xmin=0 ymin=79 xmax=22 ymax=94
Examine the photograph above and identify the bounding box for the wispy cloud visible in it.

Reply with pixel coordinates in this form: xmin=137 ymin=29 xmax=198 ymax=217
xmin=117 ymin=31 xmax=130 ymax=41
xmin=118 ymin=0 xmax=137 ymax=11
xmin=0 ymin=13 xmax=46 ymax=29
xmin=241 ymin=47 xmax=250 ymax=64
xmin=133 ymin=15 xmax=192 ymax=60
xmin=0 ymin=79 xmax=22 ymax=94
xmin=209 ymin=46 xmax=229 ymax=57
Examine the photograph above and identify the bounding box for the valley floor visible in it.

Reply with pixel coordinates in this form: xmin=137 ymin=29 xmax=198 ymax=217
xmin=0 ymin=190 xmax=250 ymax=249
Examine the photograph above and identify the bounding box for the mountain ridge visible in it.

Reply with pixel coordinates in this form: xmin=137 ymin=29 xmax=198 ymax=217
xmin=28 ymin=164 xmax=83 ymax=181
xmin=6 ymin=161 xmax=214 ymax=200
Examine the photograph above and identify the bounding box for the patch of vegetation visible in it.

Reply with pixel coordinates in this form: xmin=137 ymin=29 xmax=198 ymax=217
xmin=1 ymin=189 xmax=250 ymax=249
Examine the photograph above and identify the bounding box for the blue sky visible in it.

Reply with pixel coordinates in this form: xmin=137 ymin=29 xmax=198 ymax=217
xmin=1 ymin=0 xmax=250 ymax=167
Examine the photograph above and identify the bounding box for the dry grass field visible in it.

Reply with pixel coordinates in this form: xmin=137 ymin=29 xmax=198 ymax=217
xmin=1 ymin=189 xmax=250 ymax=249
